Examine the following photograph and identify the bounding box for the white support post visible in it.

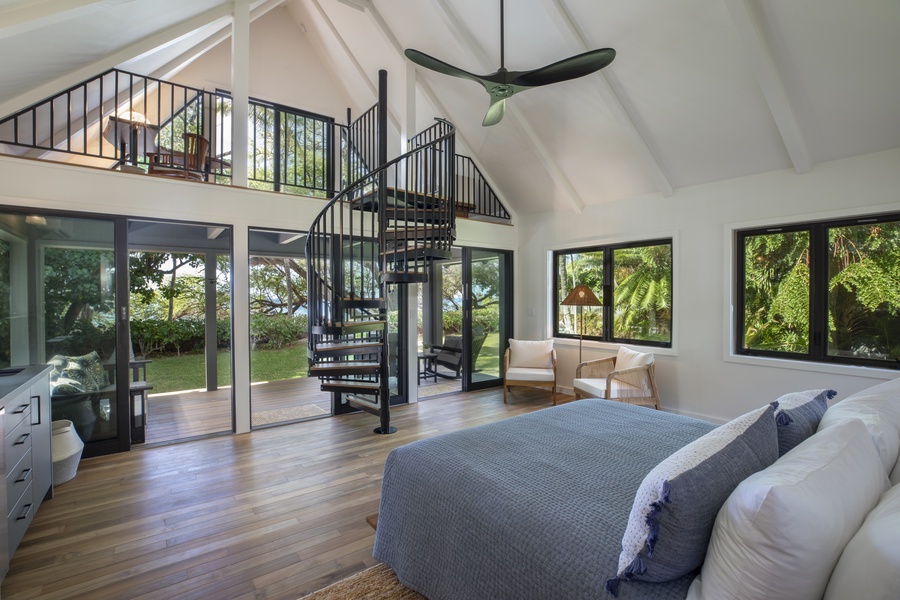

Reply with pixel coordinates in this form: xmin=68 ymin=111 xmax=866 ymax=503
xmin=232 ymin=224 xmax=251 ymax=434
xmin=231 ymin=0 xmax=251 ymax=188
xmin=406 ymin=284 xmax=419 ymax=404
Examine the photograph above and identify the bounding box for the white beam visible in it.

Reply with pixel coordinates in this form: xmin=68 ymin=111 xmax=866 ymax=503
xmin=151 ymin=0 xmax=289 ymax=82
xmin=307 ymin=0 xmax=402 ymax=133
xmin=277 ymin=232 xmax=304 ymax=244
xmin=539 ymin=0 xmax=674 ymax=197
xmin=724 ymin=0 xmax=812 ymax=174
xmin=231 ymin=0 xmax=251 ymax=188
xmin=0 ymin=3 xmax=235 ymax=118
xmin=430 ymin=0 xmax=585 ymax=213
xmin=0 ymin=0 xmax=138 ymax=40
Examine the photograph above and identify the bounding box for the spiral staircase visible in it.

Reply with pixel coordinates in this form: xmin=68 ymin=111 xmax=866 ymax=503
xmin=305 ymin=72 xmax=456 ymax=433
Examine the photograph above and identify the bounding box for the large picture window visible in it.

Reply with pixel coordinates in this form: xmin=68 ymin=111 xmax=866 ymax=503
xmin=553 ymin=239 xmax=672 ymax=347
xmin=736 ymin=212 xmax=900 ymax=368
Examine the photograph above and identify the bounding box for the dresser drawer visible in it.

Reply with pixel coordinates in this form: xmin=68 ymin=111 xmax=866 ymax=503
xmin=8 ymin=481 xmax=33 ymax=555
xmin=5 ymin=415 xmax=33 ymax=473
xmin=4 ymin=393 xmax=31 ymax=434
xmin=7 ymin=448 xmax=32 ymax=513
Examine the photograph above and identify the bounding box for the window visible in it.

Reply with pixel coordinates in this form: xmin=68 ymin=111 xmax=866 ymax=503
xmin=553 ymin=239 xmax=672 ymax=346
xmin=736 ymin=213 xmax=900 ymax=369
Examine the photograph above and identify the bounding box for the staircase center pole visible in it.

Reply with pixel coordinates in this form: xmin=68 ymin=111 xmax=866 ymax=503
xmin=374 ymin=69 xmax=396 ymax=435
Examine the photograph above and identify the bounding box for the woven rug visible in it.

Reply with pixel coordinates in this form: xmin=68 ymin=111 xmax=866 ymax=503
xmin=299 ymin=564 xmax=424 ymax=600
xmin=251 ymin=403 xmax=328 ymax=426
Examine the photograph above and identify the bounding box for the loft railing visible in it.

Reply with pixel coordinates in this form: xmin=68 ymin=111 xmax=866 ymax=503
xmin=0 ymin=68 xmax=509 ymax=221
xmin=455 ymin=154 xmax=511 ymax=222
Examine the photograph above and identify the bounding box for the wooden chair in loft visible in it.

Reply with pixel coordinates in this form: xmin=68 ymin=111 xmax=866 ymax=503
xmin=148 ymin=132 xmax=210 ymax=181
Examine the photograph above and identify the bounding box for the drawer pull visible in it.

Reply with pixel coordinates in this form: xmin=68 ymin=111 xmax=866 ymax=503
xmin=15 ymin=467 xmax=31 ymax=483
xmin=14 ymin=432 xmax=30 ymax=446
xmin=12 ymin=404 xmax=29 ymax=415
xmin=15 ymin=503 xmax=32 ymax=521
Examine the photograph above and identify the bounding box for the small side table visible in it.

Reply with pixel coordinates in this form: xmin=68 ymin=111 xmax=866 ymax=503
xmin=129 ymin=381 xmax=153 ymax=444
xmin=418 ymin=352 xmax=438 ymax=384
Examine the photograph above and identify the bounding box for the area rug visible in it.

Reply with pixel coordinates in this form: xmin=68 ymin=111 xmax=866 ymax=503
xmin=251 ymin=403 xmax=328 ymax=426
xmin=299 ymin=563 xmax=425 ymax=600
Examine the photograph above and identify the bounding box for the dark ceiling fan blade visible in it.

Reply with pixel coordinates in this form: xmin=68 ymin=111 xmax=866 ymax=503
xmin=510 ymin=48 xmax=616 ymax=88
xmin=482 ymin=95 xmax=507 ymax=127
xmin=404 ymin=49 xmax=485 ymax=84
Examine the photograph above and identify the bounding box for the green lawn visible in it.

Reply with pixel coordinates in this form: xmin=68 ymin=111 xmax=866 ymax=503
xmin=145 ymin=344 xmax=309 ymax=394
xmin=146 ymin=334 xmax=498 ymax=395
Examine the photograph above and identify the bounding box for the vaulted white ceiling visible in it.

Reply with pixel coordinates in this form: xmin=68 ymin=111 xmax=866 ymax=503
xmin=1 ymin=0 xmax=899 ymax=215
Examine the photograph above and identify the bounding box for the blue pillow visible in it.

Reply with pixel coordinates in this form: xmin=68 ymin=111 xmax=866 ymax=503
xmin=607 ymin=404 xmax=779 ymax=595
xmin=773 ymin=389 xmax=836 ymax=456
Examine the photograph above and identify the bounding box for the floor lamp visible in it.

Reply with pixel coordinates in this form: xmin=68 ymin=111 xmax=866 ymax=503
xmin=560 ymin=284 xmax=601 ymax=364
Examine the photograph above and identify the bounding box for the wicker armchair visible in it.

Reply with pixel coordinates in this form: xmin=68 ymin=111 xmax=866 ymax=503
xmin=573 ymin=346 xmax=660 ymax=409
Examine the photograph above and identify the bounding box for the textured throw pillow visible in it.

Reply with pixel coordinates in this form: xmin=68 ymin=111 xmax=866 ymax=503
xmin=824 ymin=483 xmax=900 ymax=600
xmin=615 ymin=346 xmax=653 ymax=371
xmin=772 ymin=388 xmax=836 ymax=456
xmin=687 ymin=419 xmax=889 ymax=600
xmin=607 ymin=404 xmax=778 ymax=595
xmin=48 ymin=354 xmax=68 ymax=381
xmin=508 ymin=339 xmax=553 ymax=369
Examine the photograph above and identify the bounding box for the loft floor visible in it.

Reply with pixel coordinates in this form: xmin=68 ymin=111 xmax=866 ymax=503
xmin=4 ymin=387 xmax=567 ymax=600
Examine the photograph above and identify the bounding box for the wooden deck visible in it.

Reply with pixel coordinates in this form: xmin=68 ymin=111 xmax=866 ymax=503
xmin=145 ymin=377 xmax=331 ymax=445
xmin=4 ymin=387 xmax=569 ymax=600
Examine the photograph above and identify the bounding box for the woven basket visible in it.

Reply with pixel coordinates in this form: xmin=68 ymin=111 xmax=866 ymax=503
xmin=52 ymin=420 xmax=84 ymax=485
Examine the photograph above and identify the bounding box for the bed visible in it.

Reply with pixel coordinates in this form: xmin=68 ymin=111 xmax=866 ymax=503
xmin=373 ymin=380 xmax=900 ymax=600
xmin=372 ymin=399 xmax=716 ymax=600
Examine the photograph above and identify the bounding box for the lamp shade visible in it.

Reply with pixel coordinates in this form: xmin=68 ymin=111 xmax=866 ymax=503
xmin=560 ymin=284 xmax=601 ymax=307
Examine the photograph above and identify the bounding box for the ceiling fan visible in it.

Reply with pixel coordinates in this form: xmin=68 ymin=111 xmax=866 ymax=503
xmin=404 ymin=0 xmax=616 ymax=127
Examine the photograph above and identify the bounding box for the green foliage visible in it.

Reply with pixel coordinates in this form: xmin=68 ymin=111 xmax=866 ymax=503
xmin=250 ymin=314 xmax=308 ymax=349
xmin=60 ymin=318 xmax=116 ymax=357
xmin=441 ymin=305 xmax=500 ymax=335
xmin=613 ymin=244 xmax=672 ymax=342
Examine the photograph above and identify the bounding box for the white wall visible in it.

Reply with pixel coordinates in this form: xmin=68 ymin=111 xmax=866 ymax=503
xmin=517 ymin=147 xmax=900 ymax=422
xmin=172 ymin=6 xmax=357 ymax=122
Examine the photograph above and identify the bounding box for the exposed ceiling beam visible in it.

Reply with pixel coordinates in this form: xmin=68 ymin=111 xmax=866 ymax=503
xmin=277 ymin=232 xmax=304 ymax=244
xmin=207 ymin=226 xmax=226 ymax=240
xmin=539 ymin=0 xmax=674 ymax=197
xmin=429 ymin=0 xmax=585 ymax=213
xmin=724 ymin=0 xmax=812 ymax=174
xmin=307 ymin=0 xmax=401 ymax=133
xmin=347 ymin=0 xmax=518 ymax=222
xmin=148 ymin=0 xmax=289 ymax=83
xmin=0 ymin=0 xmax=138 ymax=40
xmin=0 ymin=3 xmax=234 ymax=119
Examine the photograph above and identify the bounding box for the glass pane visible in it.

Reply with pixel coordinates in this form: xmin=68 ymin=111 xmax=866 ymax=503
xmin=556 ymin=250 xmax=603 ymax=337
xmin=42 ymin=219 xmax=118 ymax=443
xmin=827 ymin=221 xmax=900 ymax=362
xmin=470 ymin=249 xmax=508 ymax=383
xmin=742 ymin=230 xmax=810 ymax=353
xmin=613 ymin=243 xmax=673 ymax=343
xmin=128 ymin=221 xmax=233 ymax=444
xmin=0 ymin=237 xmax=9 ymax=368
xmin=248 ymin=229 xmax=322 ymax=427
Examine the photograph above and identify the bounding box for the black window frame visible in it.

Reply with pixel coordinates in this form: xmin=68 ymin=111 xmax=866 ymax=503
xmin=735 ymin=211 xmax=900 ymax=370
xmin=552 ymin=238 xmax=673 ymax=348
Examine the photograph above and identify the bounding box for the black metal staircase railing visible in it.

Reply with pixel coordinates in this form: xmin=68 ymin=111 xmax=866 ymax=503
xmin=305 ymin=70 xmax=456 ymax=434
xmin=456 ymin=154 xmax=511 ymax=222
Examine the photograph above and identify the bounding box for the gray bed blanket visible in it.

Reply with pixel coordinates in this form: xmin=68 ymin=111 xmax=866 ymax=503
xmin=373 ymin=399 xmax=716 ymax=600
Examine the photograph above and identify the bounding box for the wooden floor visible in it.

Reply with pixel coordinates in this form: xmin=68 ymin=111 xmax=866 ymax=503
xmin=146 ymin=377 xmax=331 ymax=445
xmin=5 ymin=387 xmax=567 ymax=600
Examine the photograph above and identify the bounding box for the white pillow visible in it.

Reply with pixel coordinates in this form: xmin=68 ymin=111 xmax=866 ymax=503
xmin=687 ymin=419 xmax=889 ymax=600
xmin=508 ymin=339 xmax=553 ymax=369
xmin=615 ymin=346 xmax=653 ymax=371
xmin=824 ymin=483 xmax=900 ymax=600
xmin=817 ymin=378 xmax=900 ymax=477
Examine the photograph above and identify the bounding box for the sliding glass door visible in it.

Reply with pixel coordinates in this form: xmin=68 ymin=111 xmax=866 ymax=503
xmin=464 ymin=248 xmax=512 ymax=391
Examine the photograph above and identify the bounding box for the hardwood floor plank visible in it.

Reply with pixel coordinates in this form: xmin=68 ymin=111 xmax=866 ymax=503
xmin=2 ymin=388 xmax=563 ymax=599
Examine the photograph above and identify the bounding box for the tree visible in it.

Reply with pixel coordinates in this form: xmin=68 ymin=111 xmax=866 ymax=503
xmin=613 ymin=244 xmax=672 ymax=341
xmin=250 ymin=256 xmax=308 ymax=315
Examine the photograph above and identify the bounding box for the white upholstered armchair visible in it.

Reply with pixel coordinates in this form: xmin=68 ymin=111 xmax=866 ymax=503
xmin=503 ymin=339 xmax=557 ymax=405
xmin=573 ymin=346 xmax=660 ymax=409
